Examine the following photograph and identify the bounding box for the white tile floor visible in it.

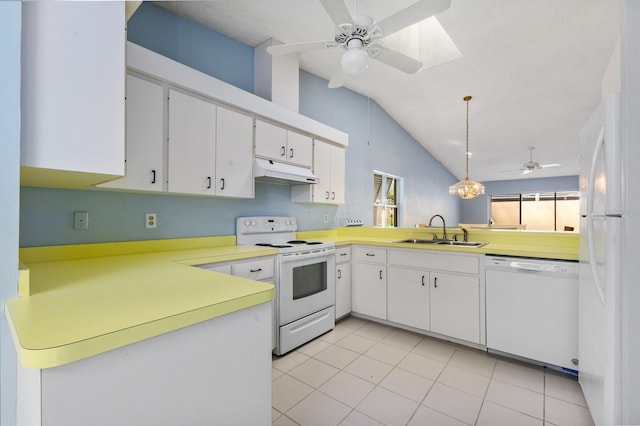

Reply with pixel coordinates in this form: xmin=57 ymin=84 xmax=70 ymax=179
xmin=272 ymin=316 xmax=594 ymax=426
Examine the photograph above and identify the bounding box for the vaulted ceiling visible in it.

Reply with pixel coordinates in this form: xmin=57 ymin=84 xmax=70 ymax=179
xmin=153 ymin=0 xmax=620 ymax=182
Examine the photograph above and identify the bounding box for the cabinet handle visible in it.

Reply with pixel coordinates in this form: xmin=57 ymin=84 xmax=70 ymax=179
xmin=220 ymin=178 xmax=225 ymax=190
xmin=337 ymin=269 xmax=342 ymax=279
xmin=421 ymin=275 xmax=425 ymax=286
xmin=340 ymin=253 xmax=348 ymax=257
xmin=366 ymin=253 xmax=375 ymax=257
xmin=331 ymin=191 xmax=336 ymax=200
xmin=434 ymin=277 xmax=438 ymax=288
xmin=326 ymin=191 xmax=330 ymax=200
xmin=379 ymin=270 xmax=383 ymax=280
xmin=289 ymin=148 xmax=294 ymax=158
xmin=281 ymin=146 xmax=286 ymax=157
xmin=250 ymin=268 xmax=262 ymax=273
xmin=151 ymin=169 xmax=156 ymax=184
xmin=207 ymin=177 xmax=212 ymax=189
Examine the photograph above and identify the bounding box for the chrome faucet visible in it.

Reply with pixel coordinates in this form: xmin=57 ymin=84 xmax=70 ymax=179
xmin=428 ymin=214 xmax=447 ymax=241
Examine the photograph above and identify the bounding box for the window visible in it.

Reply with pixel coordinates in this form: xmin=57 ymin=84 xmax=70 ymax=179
xmin=490 ymin=192 xmax=580 ymax=231
xmin=373 ymin=171 xmax=401 ymax=227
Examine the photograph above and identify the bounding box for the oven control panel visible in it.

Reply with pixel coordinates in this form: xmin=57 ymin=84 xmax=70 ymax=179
xmin=237 ymin=216 xmax=297 ymax=234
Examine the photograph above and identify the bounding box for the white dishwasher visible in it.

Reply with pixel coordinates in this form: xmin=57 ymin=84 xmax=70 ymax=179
xmin=485 ymin=255 xmax=579 ymax=371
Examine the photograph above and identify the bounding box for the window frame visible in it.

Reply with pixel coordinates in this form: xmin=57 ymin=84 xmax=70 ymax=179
xmin=489 ymin=191 xmax=579 ymax=231
xmin=373 ymin=170 xmax=403 ymax=228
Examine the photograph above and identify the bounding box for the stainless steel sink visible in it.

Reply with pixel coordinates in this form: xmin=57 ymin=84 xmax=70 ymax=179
xmin=393 ymin=239 xmax=486 ymax=248
xmin=393 ymin=239 xmax=438 ymax=244
xmin=435 ymin=241 xmax=487 ymax=247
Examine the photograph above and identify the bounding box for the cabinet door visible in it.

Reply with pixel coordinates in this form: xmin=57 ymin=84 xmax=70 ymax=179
xmin=330 ymin=144 xmax=346 ymax=204
xmin=255 ymin=120 xmax=287 ymax=162
xmin=387 ymin=267 xmax=429 ymax=330
xmin=20 ymin=1 xmax=125 ymax=186
xmin=100 ymin=74 xmax=164 ymax=191
xmin=351 ymin=262 xmax=386 ymax=320
xmin=335 ymin=262 xmax=351 ymax=319
xmin=215 ymin=106 xmax=254 ymax=198
xmin=430 ymin=272 xmax=480 ymax=344
xmin=312 ymin=141 xmax=333 ymax=203
xmin=286 ymin=131 xmax=312 ymax=167
xmin=168 ymin=90 xmax=216 ymax=195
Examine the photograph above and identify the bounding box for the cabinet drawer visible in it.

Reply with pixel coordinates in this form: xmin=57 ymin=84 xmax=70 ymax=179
xmin=387 ymin=249 xmax=479 ymax=275
xmin=232 ymin=257 xmax=274 ymax=281
xmin=352 ymin=246 xmax=386 ymax=263
xmin=200 ymin=264 xmax=232 ymax=274
xmin=335 ymin=246 xmax=351 ymax=263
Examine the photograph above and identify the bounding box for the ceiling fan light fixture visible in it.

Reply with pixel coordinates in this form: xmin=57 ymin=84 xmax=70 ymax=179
xmin=341 ymin=39 xmax=369 ymax=74
xmin=449 ymin=95 xmax=485 ymax=200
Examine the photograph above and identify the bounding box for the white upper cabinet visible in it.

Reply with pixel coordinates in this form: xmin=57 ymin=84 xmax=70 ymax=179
xmin=254 ymin=120 xmax=312 ymax=168
xmin=168 ymin=90 xmax=217 ymax=196
xmin=291 ymin=140 xmax=346 ymax=205
xmin=167 ymin=89 xmax=254 ymax=198
xmin=100 ymin=74 xmax=164 ymax=192
xmin=215 ymin=106 xmax=254 ymax=198
xmin=20 ymin=1 xmax=125 ymax=188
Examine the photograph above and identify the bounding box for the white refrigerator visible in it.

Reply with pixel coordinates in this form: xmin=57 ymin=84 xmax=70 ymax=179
xmin=579 ymin=90 xmax=639 ymax=425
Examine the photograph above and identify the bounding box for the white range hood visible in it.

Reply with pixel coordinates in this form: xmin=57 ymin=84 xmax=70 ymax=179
xmin=253 ymin=158 xmax=319 ymax=185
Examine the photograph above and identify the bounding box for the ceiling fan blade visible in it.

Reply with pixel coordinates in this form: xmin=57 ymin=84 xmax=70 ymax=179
xmin=522 ymin=169 xmax=534 ymax=175
xmin=372 ymin=45 xmax=423 ymax=74
xmin=541 ymin=163 xmax=561 ymax=168
xmin=328 ymin=66 xmax=348 ymax=88
xmin=266 ymin=40 xmax=334 ymax=56
xmin=318 ymin=0 xmax=353 ymax=26
xmin=376 ymin=0 xmax=451 ymax=37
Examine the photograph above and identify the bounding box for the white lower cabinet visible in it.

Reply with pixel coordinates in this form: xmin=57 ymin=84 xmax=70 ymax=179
xmin=430 ymin=272 xmax=480 ymax=344
xmin=352 ymin=247 xmax=485 ymax=346
xmin=351 ymin=246 xmax=387 ymax=320
xmin=197 ymin=256 xmax=275 ymax=350
xmin=335 ymin=246 xmax=352 ymax=319
xmin=17 ymin=303 xmax=272 ymax=426
xmin=387 ymin=267 xmax=429 ymax=330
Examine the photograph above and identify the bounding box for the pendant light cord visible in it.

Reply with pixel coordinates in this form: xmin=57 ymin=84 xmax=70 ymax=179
xmin=464 ymin=95 xmax=472 ymax=179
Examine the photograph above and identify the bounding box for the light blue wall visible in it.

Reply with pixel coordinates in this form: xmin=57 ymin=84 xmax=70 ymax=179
xmin=20 ymin=2 xmax=461 ymax=247
xmin=299 ymin=71 xmax=461 ymax=226
xmin=1 ymin=2 xmax=21 ymax=425
xmin=458 ymin=175 xmax=579 ymax=224
xmin=127 ymin=2 xmax=254 ymax=93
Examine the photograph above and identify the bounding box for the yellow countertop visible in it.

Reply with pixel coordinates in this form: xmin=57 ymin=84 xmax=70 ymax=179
xmin=298 ymin=227 xmax=579 ymax=261
xmin=8 ymin=228 xmax=577 ymax=370
xmin=7 ymin=237 xmax=277 ymax=369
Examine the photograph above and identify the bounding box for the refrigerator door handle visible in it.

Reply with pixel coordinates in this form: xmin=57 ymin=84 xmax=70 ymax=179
xmin=587 ymin=126 xmax=606 ymax=305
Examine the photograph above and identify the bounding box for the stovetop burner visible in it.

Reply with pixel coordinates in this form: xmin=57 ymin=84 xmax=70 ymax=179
xmin=236 ymin=217 xmax=335 ymax=254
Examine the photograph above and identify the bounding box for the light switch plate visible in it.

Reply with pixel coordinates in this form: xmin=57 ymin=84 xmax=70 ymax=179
xmin=73 ymin=211 xmax=89 ymax=230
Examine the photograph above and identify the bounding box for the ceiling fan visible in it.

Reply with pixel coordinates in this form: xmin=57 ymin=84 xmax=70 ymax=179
xmin=502 ymin=146 xmax=562 ymax=175
xmin=266 ymin=0 xmax=452 ymax=88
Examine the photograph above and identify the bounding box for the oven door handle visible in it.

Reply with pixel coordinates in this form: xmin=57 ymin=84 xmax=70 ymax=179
xmin=280 ymin=249 xmax=335 ymax=262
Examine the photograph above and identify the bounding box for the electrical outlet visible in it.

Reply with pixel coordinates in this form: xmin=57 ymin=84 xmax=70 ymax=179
xmin=323 ymin=214 xmax=329 ymax=224
xmin=73 ymin=211 xmax=89 ymax=230
xmin=145 ymin=213 xmax=157 ymax=229
xmin=335 ymin=215 xmax=339 ymax=224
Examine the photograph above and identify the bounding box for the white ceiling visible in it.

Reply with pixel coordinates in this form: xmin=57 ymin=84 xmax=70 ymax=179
xmin=152 ymin=0 xmax=620 ymax=182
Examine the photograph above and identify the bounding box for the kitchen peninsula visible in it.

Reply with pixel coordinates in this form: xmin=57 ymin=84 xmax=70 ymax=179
xmin=7 ymin=237 xmax=276 ymax=426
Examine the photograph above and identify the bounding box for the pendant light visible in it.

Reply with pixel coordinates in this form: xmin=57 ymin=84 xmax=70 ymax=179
xmin=449 ymin=95 xmax=485 ymax=199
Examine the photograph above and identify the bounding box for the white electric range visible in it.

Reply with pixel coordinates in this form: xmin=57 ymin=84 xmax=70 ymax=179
xmin=236 ymin=217 xmax=336 ymax=355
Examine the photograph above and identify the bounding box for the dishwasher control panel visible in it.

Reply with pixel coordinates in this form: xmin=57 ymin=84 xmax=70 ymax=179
xmin=486 ymin=256 xmax=578 ymax=276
